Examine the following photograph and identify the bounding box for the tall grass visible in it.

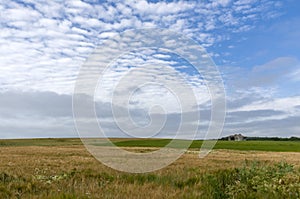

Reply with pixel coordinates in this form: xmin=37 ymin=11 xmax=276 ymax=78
xmin=1 ymin=161 xmax=299 ymax=198
xmin=1 ymin=140 xmax=300 ymax=198
xmin=201 ymin=161 xmax=300 ymax=199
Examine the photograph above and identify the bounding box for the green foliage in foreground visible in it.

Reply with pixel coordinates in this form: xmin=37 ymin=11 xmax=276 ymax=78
xmin=202 ymin=161 xmax=300 ymax=199
xmin=0 ymin=161 xmax=299 ymax=198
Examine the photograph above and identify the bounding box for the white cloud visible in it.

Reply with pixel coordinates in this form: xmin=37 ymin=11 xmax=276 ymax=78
xmin=253 ymin=57 xmax=298 ymax=72
xmin=232 ymin=96 xmax=300 ymax=113
xmin=94 ymin=49 xmax=210 ymax=112
xmin=217 ymin=55 xmax=300 ymax=137
xmin=0 ymin=0 xmax=282 ymax=94
xmin=289 ymin=69 xmax=300 ymax=82
xmin=0 ymin=0 xmax=292 ymax=138
xmin=222 ymin=57 xmax=300 ymax=91
xmin=212 ymin=0 xmax=231 ymax=7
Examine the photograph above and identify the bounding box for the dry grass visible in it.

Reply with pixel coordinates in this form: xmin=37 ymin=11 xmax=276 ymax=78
xmin=0 ymin=145 xmax=300 ymax=198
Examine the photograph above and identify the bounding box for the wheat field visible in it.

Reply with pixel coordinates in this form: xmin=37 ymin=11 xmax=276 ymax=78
xmin=0 ymin=140 xmax=300 ymax=198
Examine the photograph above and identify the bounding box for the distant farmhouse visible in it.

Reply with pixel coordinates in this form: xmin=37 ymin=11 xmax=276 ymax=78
xmin=225 ymin=134 xmax=246 ymax=141
xmin=220 ymin=134 xmax=300 ymax=141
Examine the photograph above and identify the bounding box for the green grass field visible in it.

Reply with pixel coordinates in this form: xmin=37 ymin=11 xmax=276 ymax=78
xmin=1 ymin=138 xmax=300 ymax=152
xmin=113 ymin=139 xmax=300 ymax=152
xmin=0 ymin=138 xmax=82 ymax=147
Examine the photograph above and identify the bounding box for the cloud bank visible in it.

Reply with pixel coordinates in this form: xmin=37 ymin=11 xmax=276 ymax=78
xmin=0 ymin=0 xmax=299 ymax=139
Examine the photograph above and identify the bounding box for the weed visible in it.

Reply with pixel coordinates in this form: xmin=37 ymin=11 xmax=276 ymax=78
xmin=201 ymin=161 xmax=300 ymax=199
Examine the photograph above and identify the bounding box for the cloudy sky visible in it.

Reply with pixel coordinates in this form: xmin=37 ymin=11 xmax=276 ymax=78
xmin=0 ymin=0 xmax=299 ymax=139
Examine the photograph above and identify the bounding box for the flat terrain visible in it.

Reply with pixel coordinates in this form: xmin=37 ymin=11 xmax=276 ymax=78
xmin=0 ymin=138 xmax=299 ymax=198
xmin=1 ymin=138 xmax=300 ymax=152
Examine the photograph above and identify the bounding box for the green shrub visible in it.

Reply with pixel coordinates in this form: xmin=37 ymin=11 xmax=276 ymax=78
xmin=201 ymin=161 xmax=300 ymax=199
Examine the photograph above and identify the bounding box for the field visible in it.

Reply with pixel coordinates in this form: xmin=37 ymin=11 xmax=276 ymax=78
xmin=0 ymin=138 xmax=300 ymax=198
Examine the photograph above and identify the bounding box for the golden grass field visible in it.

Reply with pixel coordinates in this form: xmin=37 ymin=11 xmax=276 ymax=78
xmin=1 ymin=142 xmax=300 ymax=198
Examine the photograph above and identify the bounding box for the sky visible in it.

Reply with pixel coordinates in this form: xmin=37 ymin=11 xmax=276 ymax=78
xmin=0 ymin=0 xmax=300 ymax=139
